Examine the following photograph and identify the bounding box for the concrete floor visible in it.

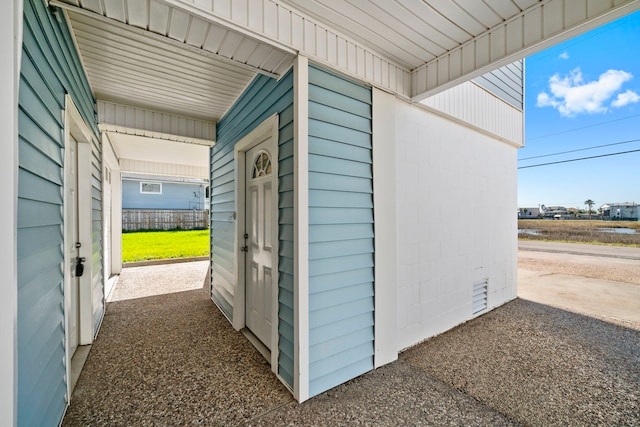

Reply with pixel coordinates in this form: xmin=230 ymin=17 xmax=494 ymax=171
xmin=63 ymin=254 xmax=640 ymax=426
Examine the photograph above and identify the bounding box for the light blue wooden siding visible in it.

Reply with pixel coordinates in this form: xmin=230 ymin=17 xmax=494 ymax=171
xmin=18 ymin=1 xmax=99 ymax=426
xmin=122 ymin=180 xmax=207 ymax=210
xmin=473 ymin=60 xmax=524 ymax=110
xmin=307 ymin=65 xmax=374 ymax=397
xmin=211 ymin=71 xmax=295 ymax=387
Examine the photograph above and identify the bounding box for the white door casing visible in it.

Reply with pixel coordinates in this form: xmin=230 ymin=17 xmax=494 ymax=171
xmin=245 ymin=143 xmax=275 ymax=349
xmin=63 ymin=95 xmax=95 ymax=400
xmin=66 ymin=135 xmax=80 ymax=358
xmin=233 ymin=114 xmax=279 ymax=372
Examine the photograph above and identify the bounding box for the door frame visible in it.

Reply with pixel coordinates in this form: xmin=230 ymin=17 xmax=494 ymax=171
xmin=232 ymin=114 xmax=280 ymax=371
xmin=62 ymin=95 xmax=95 ymax=399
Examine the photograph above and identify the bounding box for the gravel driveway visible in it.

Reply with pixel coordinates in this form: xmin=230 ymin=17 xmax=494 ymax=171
xmin=65 ymin=249 xmax=640 ymax=426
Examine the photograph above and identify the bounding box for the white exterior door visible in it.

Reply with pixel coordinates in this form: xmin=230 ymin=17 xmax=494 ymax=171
xmin=245 ymin=140 xmax=276 ymax=349
xmin=65 ymin=136 xmax=80 ymax=357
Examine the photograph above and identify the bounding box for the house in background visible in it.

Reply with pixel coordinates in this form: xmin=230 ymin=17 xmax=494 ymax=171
xmin=121 ymin=174 xmax=210 ymax=231
xmin=602 ymin=203 xmax=640 ymax=220
xmin=3 ymin=0 xmax=639 ymax=425
xmin=122 ymin=174 xmax=209 ymax=211
xmin=518 ymin=207 xmax=541 ymax=218
xmin=544 ymin=205 xmax=570 ymax=219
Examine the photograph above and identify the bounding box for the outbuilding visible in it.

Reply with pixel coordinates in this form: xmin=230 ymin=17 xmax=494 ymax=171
xmin=3 ymin=0 xmax=639 ymax=425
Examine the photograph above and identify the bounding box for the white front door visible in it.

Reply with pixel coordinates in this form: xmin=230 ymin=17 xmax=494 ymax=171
xmin=245 ymin=140 xmax=276 ymax=349
xmin=66 ymin=135 xmax=80 ymax=357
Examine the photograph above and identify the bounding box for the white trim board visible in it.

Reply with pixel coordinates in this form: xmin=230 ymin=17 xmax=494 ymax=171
xmin=372 ymin=88 xmax=398 ymax=367
xmin=293 ymin=55 xmax=310 ymax=402
xmin=63 ymin=95 xmax=98 ymax=402
xmin=0 ymin=0 xmax=22 ymax=422
xmin=232 ymin=113 xmax=280 ymax=375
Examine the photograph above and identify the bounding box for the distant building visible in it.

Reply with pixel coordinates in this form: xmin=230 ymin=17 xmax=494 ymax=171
xmin=518 ymin=207 xmax=540 ymax=218
xmin=543 ymin=206 xmax=569 ymax=219
xmin=601 ymin=203 xmax=639 ymax=221
xmin=122 ymin=174 xmax=209 ymax=211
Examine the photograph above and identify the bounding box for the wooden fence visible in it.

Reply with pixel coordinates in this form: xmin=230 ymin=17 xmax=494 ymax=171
xmin=122 ymin=209 xmax=209 ymax=231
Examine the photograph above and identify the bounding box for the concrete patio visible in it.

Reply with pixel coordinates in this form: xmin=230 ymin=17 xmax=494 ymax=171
xmin=62 ymin=260 xmax=640 ymax=426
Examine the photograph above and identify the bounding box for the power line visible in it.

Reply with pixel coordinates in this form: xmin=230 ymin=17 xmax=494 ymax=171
xmin=518 ymin=148 xmax=640 ymax=169
xmin=527 ymin=113 xmax=640 ymax=141
xmin=519 ymin=138 xmax=640 ymax=161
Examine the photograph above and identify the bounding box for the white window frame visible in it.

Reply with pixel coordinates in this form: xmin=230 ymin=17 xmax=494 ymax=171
xmin=140 ymin=182 xmax=162 ymax=194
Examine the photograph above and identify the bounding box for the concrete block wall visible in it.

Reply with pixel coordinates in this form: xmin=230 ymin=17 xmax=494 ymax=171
xmin=394 ymin=99 xmax=519 ymax=351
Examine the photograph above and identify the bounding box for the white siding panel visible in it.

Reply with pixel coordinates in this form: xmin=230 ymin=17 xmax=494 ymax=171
xmin=156 ymin=0 xmax=413 ymax=97
xmin=119 ymin=158 xmax=208 ymax=178
xmin=97 ymin=101 xmax=216 ymax=144
xmin=421 ymin=81 xmax=523 ymax=146
xmin=149 ymin=1 xmax=170 ymax=34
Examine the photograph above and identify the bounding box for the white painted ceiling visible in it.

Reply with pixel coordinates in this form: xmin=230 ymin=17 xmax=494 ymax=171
xmin=279 ymin=0 xmax=538 ymax=70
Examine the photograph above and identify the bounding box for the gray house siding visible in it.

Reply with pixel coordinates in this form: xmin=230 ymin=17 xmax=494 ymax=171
xmin=18 ymin=1 xmax=99 ymax=425
xmin=211 ymin=71 xmax=295 ymax=387
xmin=473 ymin=60 xmax=524 ymax=110
xmin=307 ymin=65 xmax=374 ymax=397
xmin=122 ymin=179 xmax=207 ymax=210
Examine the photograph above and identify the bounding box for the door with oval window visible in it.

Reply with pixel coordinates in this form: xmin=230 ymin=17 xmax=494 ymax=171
xmin=245 ymin=139 xmax=276 ymax=349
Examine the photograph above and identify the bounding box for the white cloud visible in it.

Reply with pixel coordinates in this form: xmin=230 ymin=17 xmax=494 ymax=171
xmin=612 ymin=89 xmax=640 ymax=108
xmin=536 ymin=68 xmax=635 ymax=116
xmin=558 ymin=51 xmax=569 ymax=60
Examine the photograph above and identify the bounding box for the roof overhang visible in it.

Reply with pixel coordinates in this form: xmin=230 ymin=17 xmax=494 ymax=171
xmin=53 ymin=0 xmax=640 ymax=120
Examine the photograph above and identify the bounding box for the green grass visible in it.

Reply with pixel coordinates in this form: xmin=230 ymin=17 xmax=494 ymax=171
xmin=122 ymin=229 xmax=210 ymax=262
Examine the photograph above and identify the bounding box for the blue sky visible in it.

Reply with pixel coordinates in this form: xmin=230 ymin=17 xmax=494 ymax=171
xmin=519 ymin=10 xmax=640 ymax=210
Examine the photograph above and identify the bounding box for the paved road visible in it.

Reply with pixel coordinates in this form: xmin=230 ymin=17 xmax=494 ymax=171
xmin=518 ymin=240 xmax=640 ymax=260
xmin=518 ymin=242 xmax=640 ymax=327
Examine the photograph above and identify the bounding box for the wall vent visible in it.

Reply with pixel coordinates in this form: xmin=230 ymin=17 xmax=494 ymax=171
xmin=472 ymin=280 xmax=488 ymax=315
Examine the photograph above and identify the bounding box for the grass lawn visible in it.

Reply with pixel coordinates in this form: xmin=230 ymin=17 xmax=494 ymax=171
xmin=122 ymin=229 xmax=210 ymax=262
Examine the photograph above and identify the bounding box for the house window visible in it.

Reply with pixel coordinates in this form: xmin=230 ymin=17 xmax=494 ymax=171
xmin=140 ymin=182 xmax=162 ymax=194
xmin=252 ymin=151 xmax=272 ymax=179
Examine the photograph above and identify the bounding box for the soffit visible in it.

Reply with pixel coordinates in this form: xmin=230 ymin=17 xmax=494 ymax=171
xmin=279 ymin=0 xmax=539 ymax=70
xmin=56 ymin=0 xmax=295 ymax=121
xmin=55 ymin=0 xmax=640 ymax=108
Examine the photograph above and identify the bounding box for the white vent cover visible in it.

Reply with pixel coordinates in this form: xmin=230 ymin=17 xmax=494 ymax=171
xmin=472 ymin=280 xmax=488 ymax=315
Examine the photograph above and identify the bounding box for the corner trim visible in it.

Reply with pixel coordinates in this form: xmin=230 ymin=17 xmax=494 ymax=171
xmin=293 ymin=55 xmax=310 ymax=402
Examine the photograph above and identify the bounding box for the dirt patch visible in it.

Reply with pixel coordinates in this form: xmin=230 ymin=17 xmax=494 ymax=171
xmin=518 ymin=256 xmax=640 ymax=285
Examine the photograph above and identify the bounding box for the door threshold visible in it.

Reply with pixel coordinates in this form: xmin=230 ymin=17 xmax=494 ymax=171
xmin=241 ymin=328 xmax=270 ymax=362
xmin=70 ymin=344 xmax=91 ymax=396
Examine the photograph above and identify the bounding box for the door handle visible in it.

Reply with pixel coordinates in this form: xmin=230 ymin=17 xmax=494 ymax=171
xmin=75 ymin=256 xmax=86 ymax=277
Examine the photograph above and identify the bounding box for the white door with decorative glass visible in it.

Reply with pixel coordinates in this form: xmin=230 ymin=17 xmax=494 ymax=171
xmin=244 ymin=139 xmax=275 ymax=349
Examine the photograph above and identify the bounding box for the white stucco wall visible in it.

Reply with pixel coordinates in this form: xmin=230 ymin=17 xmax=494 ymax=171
xmin=394 ymin=98 xmax=519 ymax=351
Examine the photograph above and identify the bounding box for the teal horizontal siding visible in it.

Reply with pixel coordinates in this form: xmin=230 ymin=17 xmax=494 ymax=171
xmin=212 ymin=71 xmax=294 ymax=387
xmin=18 ymin=1 xmax=99 ymax=425
xmin=309 ymin=224 xmax=374 ymax=242
xmin=307 ymin=64 xmax=374 ymax=398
